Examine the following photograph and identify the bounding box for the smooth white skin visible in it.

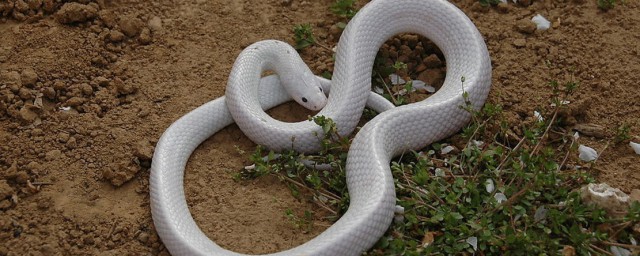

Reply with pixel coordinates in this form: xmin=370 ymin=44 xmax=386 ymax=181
xmin=150 ymin=0 xmax=492 ymax=255
xmin=257 ymin=41 xmax=327 ymax=111
xmin=281 ymin=59 xmax=327 ymax=111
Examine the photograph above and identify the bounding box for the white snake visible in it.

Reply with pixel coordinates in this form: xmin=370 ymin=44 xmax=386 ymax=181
xmin=150 ymin=0 xmax=491 ymax=255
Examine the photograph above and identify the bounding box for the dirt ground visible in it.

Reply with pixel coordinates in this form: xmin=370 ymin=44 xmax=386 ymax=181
xmin=0 ymin=0 xmax=638 ymax=255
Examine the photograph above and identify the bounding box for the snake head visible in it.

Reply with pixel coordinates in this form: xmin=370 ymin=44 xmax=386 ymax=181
xmin=295 ymin=69 xmax=327 ymax=111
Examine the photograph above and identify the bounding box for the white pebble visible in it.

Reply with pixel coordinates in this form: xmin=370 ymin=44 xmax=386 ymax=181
xmin=534 ymin=111 xmax=544 ymax=122
xmin=578 ymin=145 xmax=598 ymax=162
xmin=531 ymin=14 xmax=551 ymax=31
xmin=389 ymin=74 xmax=406 ymax=85
xmin=411 ymin=80 xmax=436 ymax=93
xmin=610 ymin=246 xmax=631 ymax=256
xmin=441 ymin=145 xmax=455 ymax=155
xmin=630 ymin=141 xmax=640 ymax=155
xmin=494 ymin=193 xmax=507 ymax=203
xmin=466 ymin=237 xmax=478 ymax=251
xmin=485 ymin=179 xmax=495 ymax=193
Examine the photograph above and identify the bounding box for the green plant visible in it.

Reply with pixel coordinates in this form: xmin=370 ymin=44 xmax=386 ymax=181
xmin=597 ymin=0 xmax=618 ymax=10
xmin=330 ymin=0 xmax=358 ymax=19
xmin=292 ymin=24 xmax=333 ymax=51
xmin=285 ymin=209 xmax=315 ymax=233
xmin=293 ymin=24 xmax=317 ymax=50
xmin=614 ymin=123 xmax=631 ymax=144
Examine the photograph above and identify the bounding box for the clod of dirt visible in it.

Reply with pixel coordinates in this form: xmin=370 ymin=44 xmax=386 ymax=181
xmin=2 ymin=71 xmax=22 ymax=90
xmin=20 ymin=68 xmax=38 ymax=87
xmin=0 ymin=180 xmax=13 ymax=200
xmin=114 ymin=78 xmax=136 ymax=95
xmin=134 ymin=140 xmax=154 ymax=162
xmin=515 ymin=19 xmax=537 ymax=34
xmin=513 ymin=38 xmax=527 ymax=48
xmin=417 ymin=69 xmax=445 ymax=89
xmin=495 ymin=3 xmax=511 ymax=13
xmin=45 ymin=149 xmax=62 ymax=161
xmin=139 ymin=28 xmax=152 ymax=44
xmin=103 ymin=161 xmax=141 ymax=186
xmin=55 ymin=2 xmax=98 ymax=24
xmin=18 ymin=104 xmax=39 ymax=123
xmin=4 ymin=161 xmax=29 ymax=185
xmin=147 ymin=16 xmax=162 ymax=33
xmin=423 ymin=54 xmax=443 ymax=68
xmin=98 ymin=9 xmax=116 ymax=28
xmin=118 ymin=16 xmax=144 ymax=37
xmin=18 ymin=88 xmax=33 ymax=100
xmin=108 ymin=30 xmax=125 ymax=43
xmin=65 ymin=97 xmax=85 ymax=107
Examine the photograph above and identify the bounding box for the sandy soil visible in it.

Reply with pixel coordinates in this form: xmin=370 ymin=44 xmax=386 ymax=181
xmin=0 ymin=0 xmax=638 ymax=255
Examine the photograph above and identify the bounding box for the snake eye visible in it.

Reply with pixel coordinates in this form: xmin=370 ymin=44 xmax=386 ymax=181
xmin=302 ymin=97 xmax=308 ymax=103
xmin=319 ymin=87 xmax=323 ymax=92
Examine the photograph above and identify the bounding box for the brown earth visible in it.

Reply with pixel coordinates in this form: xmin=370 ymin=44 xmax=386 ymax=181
xmin=0 ymin=0 xmax=638 ymax=255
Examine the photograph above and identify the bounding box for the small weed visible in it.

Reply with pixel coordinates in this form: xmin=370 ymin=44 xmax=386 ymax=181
xmin=285 ymin=209 xmax=315 ymax=233
xmin=292 ymin=24 xmax=333 ymax=51
xmin=330 ymin=0 xmax=358 ymax=19
xmin=293 ymin=24 xmax=316 ymax=50
xmin=597 ymin=0 xmax=618 ymax=10
xmin=614 ymin=123 xmax=631 ymax=144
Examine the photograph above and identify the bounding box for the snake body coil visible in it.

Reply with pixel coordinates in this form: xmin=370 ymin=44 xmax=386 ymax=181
xmin=150 ymin=0 xmax=491 ymax=255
